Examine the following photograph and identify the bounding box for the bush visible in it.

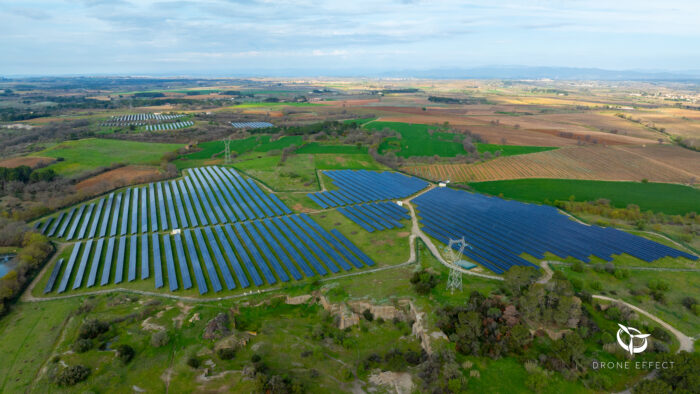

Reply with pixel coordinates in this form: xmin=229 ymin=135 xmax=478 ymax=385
xmin=186 ymin=356 xmax=201 ymax=369
xmin=251 ymin=354 xmax=262 ymax=363
xmin=151 ymin=331 xmax=169 ymax=348
xmin=589 ymin=281 xmax=602 ymax=291
xmin=410 ymin=269 xmax=439 ymax=295
xmin=78 ymin=319 xmax=109 ymax=339
xmin=651 ymin=326 xmax=672 ymax=343
xmin=116 ymin=344 xmax=135 ymax=364
xmin=362 ymin=309 xmax=374 ymax=322
xmin=72 ymin=339 xmax=92 ymax=353
xmin=681 ymin=297 xmax=697 ymax=310
xmin=217 ymin=347 xmax=236 ymax=360
xmin=571 ymin=261 xmax=584 ymax=272
xmin=53 ymin=365 xmax=91 ymax=386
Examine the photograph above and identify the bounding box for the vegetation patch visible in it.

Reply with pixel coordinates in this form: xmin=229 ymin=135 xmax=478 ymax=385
xmin=469 ymin=178 xmax=700 ymax=215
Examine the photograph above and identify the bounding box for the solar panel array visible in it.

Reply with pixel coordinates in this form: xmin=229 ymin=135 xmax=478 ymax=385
xmin=42 ymin=166 xmax=293 ymax=240
xmin=337 ymin=202 xmax=410 ymax=233
xmin=40 ymin=167 xmax=376 ymax=294
xmin=50 ymin=214 xmax=373 ymax=294
xmin=145 ymin=121 xmax=194 ymax=131
xmin=231 ymin=122 xmax=274 ymax=129
xmin=101 ymin=113 xmax=186 ymax=127
xmin=413 ymin=187 xmax=698 ymax=274
xmin=307 ymin=170 xmax=429 ymax=208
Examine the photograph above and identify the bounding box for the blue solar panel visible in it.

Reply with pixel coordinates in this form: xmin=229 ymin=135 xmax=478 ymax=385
xmin=44 ymin=258 xmax=63 ymax=293
xmin=56 ymin=208 xmax=76 ymax=238
xmin=203 ymin=227 xmax=236 ymax=290
xmin=87 ymin=238 xmax=104 ymax=287
xmin=114 ymin=237 xmax=126 ymax=284
xmin=184 ymin=177 xmax=209 ymax=226
xmin=193 ymin=228 xmax=222 ymax=292
xmin=76 ymin=203 xmax=95 ymax=240
xmin=65 ymin=205 xmax=86 ymax=240
xmin=100 ymin=193 xmax=114 ymax=237
xmin=163 ymin=182 xmax=179 ymax=229
xmin=299 ymin=214 xmax=362 ymax=269
xmin=88 ymin=198 xmax=104 ymax=239
xmin=290 ymin=215 xmax=348 ymax=271
xmin=270 ymin=217 xmax=328 ymax=276
xmin=223 ymin=224 xmax=263 ymax=286
xmin=252 ymin=220 xmax=301 ymax=280
xmin=162 ymin=234 xmax=178 ymax=291
xmin=149 ymin=184 xmax=158 ymax=232
xmin=203 ymin=167 xmax=245 ymax=221
xmin=412 ymin=187 xmax=698 ymax=274
xmin=100 ymin=237 xmax=116 ymax=285
xmin=39 ymin=217 xmax=53 ymax=235
xmin=72 ymin=240 xmax=93 ymax=289
xmin=183 ymin=229 xmax=208 ymax=294
xmin=176 ymin=180 xmax=197 ymax=227
xmin=130 ymin=188 xmax=139 ymax=234
xmin=58 ymin=242 xmax=82 ymax=293
xmin=140 ymin=188 xmax=148 ymax=233
xmin=193 ymin=168 xmax=232 ymax=222
xmin=189 ymin=173 xmax=219 ymax=225
xmin=213 ymin=226 xmax=250 ymax=288
xmin=309 ymin=170 xmax=427 ymax=207
xmin=141 ymin=234 xmax=149 ymax=280
xmin=170 ymin=181 xmax=189 ymax=228
xmin=152 ymin=233 xmax=163 ymax=288
xmin=233 ymin=222 xmax=276 ymax=284
xmin=47 ymin=212 xmax=65 ymax=237
xmin=247 ymin=179 xmax=283 ymax=216
xmin=120 ymin=189 xmax=131 ymax=235
xmin=128 ymin=235 xmax=138 ymax=282
xmin=173 ymin=233 xmax=193 ymax=290
xmin=330 ymin=229 xmax=376 ymax=267
xmin=281 ymin=215 xmax=339 ymax=273
xmin=261 ymin=218 xmax=314 ymax=278
xmin=156 ymin=182 xmax=169 ymax=231
xmin=110 ymin=193 xmax=122 ymax=236
xmin=242 ymin=221 xmax=289 ymax=282
xmin=211 ymin=167 xmax=255 ymax=220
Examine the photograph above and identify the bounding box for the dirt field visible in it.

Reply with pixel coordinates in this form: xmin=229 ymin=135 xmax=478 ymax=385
xmin=0 ymin=156 xmax=56 ymax=168
xmin=75 ymin=165 xmax=162 ymax=191
xmin=401 ymin=145 xmax=700 ymax=184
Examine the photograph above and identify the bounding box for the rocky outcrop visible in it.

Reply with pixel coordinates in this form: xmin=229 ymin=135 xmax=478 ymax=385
xmin=203 ymin=313 xmax=231 ymax=340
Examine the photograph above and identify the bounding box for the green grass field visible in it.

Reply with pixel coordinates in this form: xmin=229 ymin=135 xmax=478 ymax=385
xmin=365 ymin=121 xmax=555 ymax=158
xmin=296 ymin=143 xmax=367 ymax=154
xmin=469 ymin=178 xmax=700 ymax=215
xmin=33 ymin=138 xmax=183 ymax=175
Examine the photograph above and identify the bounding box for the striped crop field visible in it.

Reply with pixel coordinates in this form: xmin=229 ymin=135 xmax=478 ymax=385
xmin=401 ymin=145 xmax=700 ymax=184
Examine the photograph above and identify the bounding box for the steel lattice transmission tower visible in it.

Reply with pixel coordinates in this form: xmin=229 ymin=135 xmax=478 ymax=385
xmin=444 ymin=238 xmax=470 ymax=294
xmin=223 ymin=136 xmax=232 ymax=164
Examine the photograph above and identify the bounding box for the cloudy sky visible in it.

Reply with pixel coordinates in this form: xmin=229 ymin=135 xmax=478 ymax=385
xmin=2 ymin=0 xmax=699 ymax=76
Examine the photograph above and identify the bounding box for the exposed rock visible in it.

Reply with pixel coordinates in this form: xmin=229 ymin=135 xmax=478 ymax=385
xmin=286 ymin=294 xmax=312 ymax=305
xmin=203 ymin=313 xmax=231 ymax=340
xmin=369 ymin=371 xmax=414 ymax=394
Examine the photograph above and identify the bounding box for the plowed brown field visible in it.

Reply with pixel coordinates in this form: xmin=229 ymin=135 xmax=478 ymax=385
xmin=402 ymin=145 xmax=700 ymax=184
xmin=0 ymin=156 xmax=55 ymax=168
xmin=76 ymin=165 xmax=161 ymax=191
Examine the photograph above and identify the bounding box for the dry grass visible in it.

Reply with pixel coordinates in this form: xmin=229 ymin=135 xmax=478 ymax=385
xmin=0 ymin=156 xmax=56 ymax=168
xmin=75 ymin=165 xmax=162 ymax=191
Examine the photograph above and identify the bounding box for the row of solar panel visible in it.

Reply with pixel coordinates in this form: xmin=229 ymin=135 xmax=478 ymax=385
xmin=337 ymin=202 xmax=410 ymax=232
xmin=231 ymin=122 xmax=274 ymax=129
xmin=145 ymin=121 xmax=194 ymax=131
xmin=308 ymin=170 xmax=428 ymax=208
xmin=44 ymin=214 xmax=374 ymax=294
xmin=412 ymin=187 xmax=698 ymax=274
xmin=38 ymin=166 xmax=292 ymax=240
xmin=110 ymin=114 xmax=185 ymax=121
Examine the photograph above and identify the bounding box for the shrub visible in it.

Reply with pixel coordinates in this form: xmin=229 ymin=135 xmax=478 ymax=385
xmin=116 ymin=344 xmax=135 ymax=364
xmin=589 ymin=281 xmax=602 ymax=291
xmin=78 ymin=319 xmax=109 ymax=339
xmin=217 ymin=347 xmax=236 ymax=360
xmin=151 ymin=331 xmax=169 ymax=348
xmin=53 ymin=365 xmax=91 ymax=386
xmin=681 ymin=297 xmax=697 ymax=310
xmin=410 ymin=269 xmax=439 ymax=295
xmin=651 ymin=326 xmax=671 ymax=343
xmin=186 ymin=356 xmax=201 ymax=369
xmin=72 ymin=339 xmax=92 ymax=353
xmin=251 ymin=354 xmax=261 ymax=363
xmin=362 ymin=309 xmax=374 ymax=322
xmin=571 ymin=261 xmax=584 ymax=272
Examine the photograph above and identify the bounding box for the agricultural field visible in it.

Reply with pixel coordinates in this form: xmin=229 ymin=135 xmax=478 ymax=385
xmin=469 ymin=179 xmax=700 ymax=215
xmin=402 ymin=145 xmax=700 ymax=184
xmin=33 ymin=138 xmax=183 ymax=175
